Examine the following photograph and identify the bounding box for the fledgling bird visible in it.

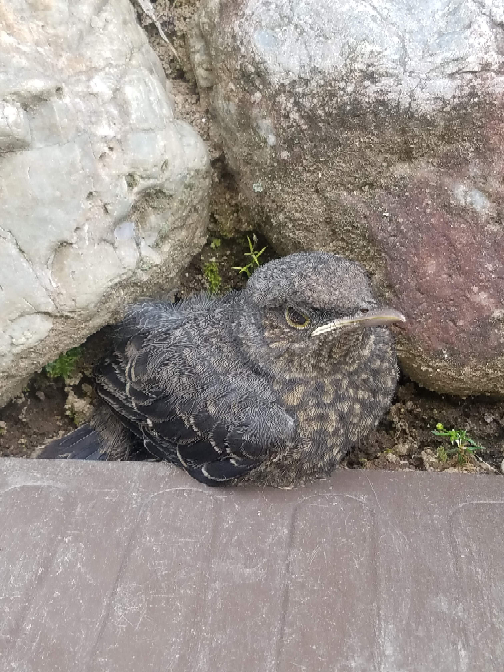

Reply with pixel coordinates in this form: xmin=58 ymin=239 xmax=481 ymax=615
xmin=40 ymin=252 xmax=405 ymax=487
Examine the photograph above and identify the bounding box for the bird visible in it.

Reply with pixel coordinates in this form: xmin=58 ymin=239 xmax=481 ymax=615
xmin=39 ymin=252 xmax=405 ymax=487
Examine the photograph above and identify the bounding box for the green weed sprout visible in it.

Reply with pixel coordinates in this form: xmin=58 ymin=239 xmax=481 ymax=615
xmin=432 ymin=423 xmax=484 ymax=465
xmin=233 ymin=234 xmax=267 ymax=278
xmin=44 ymin=347 xmax=83 ymax=381
xmin=203 ymin=260 xmax=222 ymax=294
xmin=436 ymin=445 xmax=449 ymax=464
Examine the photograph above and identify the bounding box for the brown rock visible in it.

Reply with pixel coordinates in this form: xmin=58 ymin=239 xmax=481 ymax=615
xmin=190 ymin=0 xmax=504 ymax=394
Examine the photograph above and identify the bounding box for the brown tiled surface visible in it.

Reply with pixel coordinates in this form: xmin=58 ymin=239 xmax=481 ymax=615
xmin=1 ymin=459 xmax=503 ymax=671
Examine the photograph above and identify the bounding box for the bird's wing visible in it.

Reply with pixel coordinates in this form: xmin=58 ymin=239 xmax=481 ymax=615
xmin=95 ymin=346 xmax=295 ymax=486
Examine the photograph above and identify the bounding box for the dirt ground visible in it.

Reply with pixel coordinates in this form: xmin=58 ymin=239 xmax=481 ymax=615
xmin=1 ymin=1 xmax=503 ymax=476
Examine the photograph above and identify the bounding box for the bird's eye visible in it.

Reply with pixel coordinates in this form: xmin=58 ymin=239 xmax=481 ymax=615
xmin=285 ymin=307 xmax=310 ymax=329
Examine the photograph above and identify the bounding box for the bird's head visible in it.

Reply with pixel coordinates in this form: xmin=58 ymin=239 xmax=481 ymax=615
xmin=240 ymin=252 xmax=405 ymax=374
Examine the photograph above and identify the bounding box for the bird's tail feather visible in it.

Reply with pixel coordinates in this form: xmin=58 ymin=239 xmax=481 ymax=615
xmin=38 ymin=424 xmax=106 ymax=460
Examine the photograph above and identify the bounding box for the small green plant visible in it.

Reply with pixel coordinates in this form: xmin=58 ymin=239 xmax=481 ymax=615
xmin=209 ymin=238 xmax=222 ymax=250
xmin=432 ymin=423 xmax=484 ymax=465
xmin=44 ymin=347 xmax=83 ymax=381
xmin=203 ymin=260 xmax=222 ymax=294
xmin=232 ymin=234 xmax=267 ymax=278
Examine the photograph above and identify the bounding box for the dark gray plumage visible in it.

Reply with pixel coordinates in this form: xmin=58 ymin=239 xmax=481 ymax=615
xmin=43 ymin=252 xmax=405 ymax=487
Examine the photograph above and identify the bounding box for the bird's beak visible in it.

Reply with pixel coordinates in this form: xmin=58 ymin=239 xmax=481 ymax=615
xmin=311 ymin=308 xmax=406 ymax=337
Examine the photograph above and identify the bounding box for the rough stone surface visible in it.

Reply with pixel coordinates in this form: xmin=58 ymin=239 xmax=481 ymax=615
xmin=0 ymin=0 xmax=210 ymax=405
xmin=1 ymin=459 xmax=504 ymax=671
xmin=190 ymin=0 xmax=504 ymax=395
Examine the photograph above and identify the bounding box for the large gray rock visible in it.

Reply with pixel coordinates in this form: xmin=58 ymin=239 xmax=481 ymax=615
xmin=0 ymin=0 xmax=210 ymax=405
xmin=190 ymin=0 xmax=504 ymax=395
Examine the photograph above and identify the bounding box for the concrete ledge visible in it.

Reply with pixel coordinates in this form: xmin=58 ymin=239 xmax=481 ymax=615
xmin=1 ymin=459 xmax=503 ymax=671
